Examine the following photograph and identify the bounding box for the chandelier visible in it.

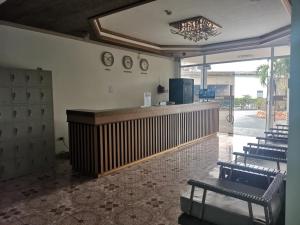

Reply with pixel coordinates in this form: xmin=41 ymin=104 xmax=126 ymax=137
xmin=169 ymin=16 xmax=222 ymax=42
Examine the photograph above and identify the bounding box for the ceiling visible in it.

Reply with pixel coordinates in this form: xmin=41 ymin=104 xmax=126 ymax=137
xmin=0 ymin=0 xmax=153 ymax=38
xmin=98 ymin=0 xmax=291 ymax=46
xmin=0 ymin=0 xmax=291 ymax=57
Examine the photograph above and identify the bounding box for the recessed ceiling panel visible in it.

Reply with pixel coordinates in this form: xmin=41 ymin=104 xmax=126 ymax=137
xmin=98 ymin=0 xmax=291 ymax=46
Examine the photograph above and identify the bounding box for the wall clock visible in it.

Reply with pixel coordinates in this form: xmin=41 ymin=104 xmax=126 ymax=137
xmin=140 ymin=58 xmax=149 ymax=71
xmin=122 ymin=55 xmax=133 ymax=70
xmin=101 ymin=51 xmax=114 ymax=67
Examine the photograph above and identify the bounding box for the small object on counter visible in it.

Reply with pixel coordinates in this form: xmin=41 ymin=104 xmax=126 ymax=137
xmin=143 ymin=92 xmax=151 ymax=107
xmin=157 ymin=84 xmax=166 ymax=94
xmin=167 ymin=101 xmax=175 ymax=105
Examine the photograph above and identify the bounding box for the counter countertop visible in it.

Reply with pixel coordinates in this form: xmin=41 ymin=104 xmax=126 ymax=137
xmin=66 ymin=102 xmax=219 ymax=125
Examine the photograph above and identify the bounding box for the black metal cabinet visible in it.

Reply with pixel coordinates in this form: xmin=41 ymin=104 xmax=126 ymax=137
xmin=169 ymin=78 xmax=194 ymax=104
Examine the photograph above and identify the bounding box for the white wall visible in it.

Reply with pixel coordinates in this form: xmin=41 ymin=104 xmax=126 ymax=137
xmin=0 ymin=24 xmax=175 ymax=153
xmin=286 ymin=0 xmax=300 ymax=224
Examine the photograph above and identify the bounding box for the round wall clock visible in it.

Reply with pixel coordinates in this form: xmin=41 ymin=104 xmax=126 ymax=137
xmin=140 ymin=58 xmax=149 ymax=71
xmin=101 ymin=51 xmax=114 ymax=67
xmin=122 ymin=55 xmax=133 ymax=70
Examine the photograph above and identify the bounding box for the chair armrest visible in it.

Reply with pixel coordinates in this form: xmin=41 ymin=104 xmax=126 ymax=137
xmin=256 ymin=136 xmax=288 ymax=144
xmin=187 ymin=179 xmax=267 ymax=206
xmin=246 ymin=143 xmax=288 ymax=151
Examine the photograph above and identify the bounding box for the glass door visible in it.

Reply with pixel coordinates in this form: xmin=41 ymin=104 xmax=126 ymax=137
xmin=207 ymin=73 xmax=235 ymax=134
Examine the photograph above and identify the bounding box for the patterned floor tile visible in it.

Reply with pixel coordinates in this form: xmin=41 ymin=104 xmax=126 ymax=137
xmin=0 ymin=134 xmax=256 ymax=225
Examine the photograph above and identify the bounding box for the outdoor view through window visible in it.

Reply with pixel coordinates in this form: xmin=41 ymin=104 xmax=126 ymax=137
xmin=181 ymin=58 xmax=290 ymax=137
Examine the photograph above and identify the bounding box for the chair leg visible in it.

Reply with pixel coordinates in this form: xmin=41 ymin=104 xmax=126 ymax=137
xmin=248 ymin=202 xmax=254 ymax=224
xmin=219 ymin=165 xmax=223 ymax=179
xmin=188 ymin=186 xmax=195 ymax=215
xmin=277 ymin=161 xmax=280 ymax=170
xmin=200 ymin=189 xmax=207 ymax=220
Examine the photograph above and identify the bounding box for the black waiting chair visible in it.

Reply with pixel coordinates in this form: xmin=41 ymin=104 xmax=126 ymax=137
xmin=275 ymin=124 xmax=288 ymax=129
xmin=217 ymin=160 xmax=285 ymax=190
xmin=243 ymin=144 xmax=287 ymax=159
xmin=178 ymin=173 xmax=285 ymax=225
xmin=232 ymin=152 xmax=287 ymax=171
xmin=264 ymin=131 xmax=288 ymax=139
xmin=269 ymin=128 xmax=288 ymax=134
xmin=256 ymin=136 xmax=288 ymax=145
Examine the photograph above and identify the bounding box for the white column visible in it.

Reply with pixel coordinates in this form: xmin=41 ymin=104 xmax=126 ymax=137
xmin=174 ymin=57 xmax=181 ymax=78
xmin=201 ymin=55 xmax=207 ymax=89
xmin=267 ymin=47 xmax=275 ymax=130
xmin=286 ymin=0 xmax=300 ymax=224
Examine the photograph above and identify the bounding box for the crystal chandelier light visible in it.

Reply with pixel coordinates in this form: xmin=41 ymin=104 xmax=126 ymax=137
xmin=169 ymin=16 xmax=222 ymax=42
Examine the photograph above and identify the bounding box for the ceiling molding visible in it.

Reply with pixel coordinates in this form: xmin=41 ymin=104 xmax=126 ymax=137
xmin=91 ymin=19 xmax=165 ymax=55
xmin=190 ymin=25 xmax=291 ymax=54
xmin=100 ymin=27 xmax=160 ymax=47
xmin=91 ymin=16 xmax=291 ymax=57
xmin=181 ymin=53 xmax=290 ymax=68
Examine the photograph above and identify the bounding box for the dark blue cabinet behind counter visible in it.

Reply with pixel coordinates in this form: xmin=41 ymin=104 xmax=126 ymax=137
xmin=169 ymin=78 xmax=194 ymax=104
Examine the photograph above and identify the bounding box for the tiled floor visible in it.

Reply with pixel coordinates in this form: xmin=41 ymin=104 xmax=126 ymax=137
xmin=0 ymin=134 xmax=272 ymax=225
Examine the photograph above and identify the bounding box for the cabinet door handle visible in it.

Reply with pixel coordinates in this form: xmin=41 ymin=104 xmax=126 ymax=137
xmin=28 ymin=126 xmax=33 ymax=133
xmin=10 ymin=74 xmax=15 ymax=81
xmin=13 ymin=110 xmax=17 ymax=118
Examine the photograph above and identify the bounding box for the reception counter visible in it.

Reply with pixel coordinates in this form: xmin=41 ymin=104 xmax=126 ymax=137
xmin=66 ymin=102 xmax=219 ymax=177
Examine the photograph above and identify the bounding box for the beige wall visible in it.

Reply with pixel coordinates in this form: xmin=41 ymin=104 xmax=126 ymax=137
xmin=0 ymin=24 xmax=175 ymax=153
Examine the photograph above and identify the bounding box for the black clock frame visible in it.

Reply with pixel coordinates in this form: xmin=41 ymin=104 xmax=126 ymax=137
xmin=101 ymin=51 xmax=114 ymax=67
xmin=140 ymin=58 xmax=149 ymax=71
xmin=122 ymin=55 xmax=133 ymax=70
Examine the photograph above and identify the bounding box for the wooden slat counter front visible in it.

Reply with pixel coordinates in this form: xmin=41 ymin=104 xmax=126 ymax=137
xmin=67 ymin=102 xmax=219 ymax=177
